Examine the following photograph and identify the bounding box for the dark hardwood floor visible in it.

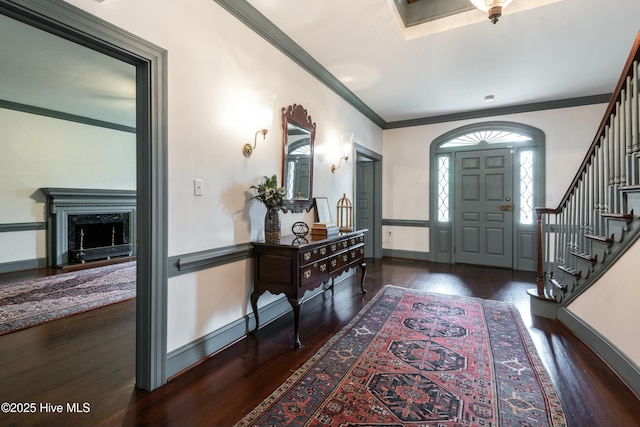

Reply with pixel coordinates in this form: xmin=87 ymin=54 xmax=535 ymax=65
xmin=1 ymin=258 xmax=638 ymax=426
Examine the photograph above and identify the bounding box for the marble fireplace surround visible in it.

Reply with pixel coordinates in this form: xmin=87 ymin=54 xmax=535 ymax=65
xmin=40 ymin=188 xmax=136 ymax=266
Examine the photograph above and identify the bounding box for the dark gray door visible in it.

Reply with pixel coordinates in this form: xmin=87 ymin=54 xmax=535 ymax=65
xmin=290 ymin=158 xmax=310 ymax=198
xmin=454 ymin=148 xmax=513 ymax=268
xmin=356 ymin=159 xmax=375 ymax=258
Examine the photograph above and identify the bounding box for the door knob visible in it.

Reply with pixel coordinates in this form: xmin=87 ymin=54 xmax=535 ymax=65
xmin=500 ymin=204 xmax=513 ymax=211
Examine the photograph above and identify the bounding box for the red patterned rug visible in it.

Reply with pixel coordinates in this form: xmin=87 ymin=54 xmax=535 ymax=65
xmin=236 ymin=285 xmax=566 ymax=427
xmin=0 ymin=261 xmax=136 ymax=335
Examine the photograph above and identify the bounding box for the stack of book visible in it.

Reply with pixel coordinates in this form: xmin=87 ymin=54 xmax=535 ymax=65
xmin=310 ymin=222 xmax=340 ymax=240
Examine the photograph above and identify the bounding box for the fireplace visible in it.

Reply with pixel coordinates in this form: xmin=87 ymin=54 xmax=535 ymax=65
xmin=40 ymin=188 xmax=136 ymax=266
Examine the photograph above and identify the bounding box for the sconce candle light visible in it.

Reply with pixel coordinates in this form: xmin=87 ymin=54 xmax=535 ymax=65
xmin=331 ymin=133 xmax=353 ymax=173
xmin=242 ymin=91 xmax=276 ymax=157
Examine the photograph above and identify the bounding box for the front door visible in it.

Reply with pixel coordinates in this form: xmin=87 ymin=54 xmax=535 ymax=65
xmin=454 ymin=148 xmax=513 ymax=268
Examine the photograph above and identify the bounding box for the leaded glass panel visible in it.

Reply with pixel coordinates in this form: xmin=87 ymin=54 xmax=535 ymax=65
xmin=520 ymin=150 xmax=534 ymax=224
xmin=437 ymin=156 xmax=450 ymax=222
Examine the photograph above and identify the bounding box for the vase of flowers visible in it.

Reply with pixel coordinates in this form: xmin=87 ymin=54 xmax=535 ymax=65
xmin=250 ymin=175 xmax=286 ymax=241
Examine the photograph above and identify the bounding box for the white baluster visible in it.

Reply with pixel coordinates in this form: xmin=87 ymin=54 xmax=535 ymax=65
xmin=633 ymin=61 xmax=640 ymax=184
xmin=634 ymin=63 xmax=640 ymax=140
xmin=624 ymin=78 xmax=633 ymax=186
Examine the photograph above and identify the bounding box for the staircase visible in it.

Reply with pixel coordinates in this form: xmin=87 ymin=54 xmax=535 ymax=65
xmin=534 ymin=32 xmax=640 ymax=307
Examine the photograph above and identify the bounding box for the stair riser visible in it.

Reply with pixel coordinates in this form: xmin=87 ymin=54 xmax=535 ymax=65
xmin=624 ymin=191 xmax=640 ymax=214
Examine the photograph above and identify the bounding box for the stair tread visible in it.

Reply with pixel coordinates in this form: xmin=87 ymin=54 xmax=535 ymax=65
xmin=558 ymin=264 xmax=581 ymax=278
xmin=570 ymin=251 xmax=597 ymax=263
xmin=600 ymin=212 xmax=634 ymax=220
xmin=550 ymin=278 xmax=567 ymax=291
xmin=618 ymin=184 xmax=640 ymax=191
xmin=584 ymin=234 xmax=614 ymax=244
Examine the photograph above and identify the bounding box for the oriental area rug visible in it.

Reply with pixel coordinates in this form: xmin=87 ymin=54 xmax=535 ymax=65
xmin=236 ymin=285 xmax=566 ymax=427
xmin=0 ymin=261 xmax=136 ymax=335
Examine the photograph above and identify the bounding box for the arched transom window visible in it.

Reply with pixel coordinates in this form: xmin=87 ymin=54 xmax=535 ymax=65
xmin=440 ymin=130 xmax=532 ymax=148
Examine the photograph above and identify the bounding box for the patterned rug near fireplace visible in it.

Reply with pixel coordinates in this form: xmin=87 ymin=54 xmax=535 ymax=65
xmin=0 ymin=261 xmax=136 ymax=335
xmin=235 ymin=285 xmax=566 ymax=427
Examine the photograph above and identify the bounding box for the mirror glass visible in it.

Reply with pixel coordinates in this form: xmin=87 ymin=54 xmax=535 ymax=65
xmin=281 ymin=104 xmax=315 ymax=213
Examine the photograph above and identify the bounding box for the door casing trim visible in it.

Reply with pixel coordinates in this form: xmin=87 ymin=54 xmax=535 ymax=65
xmin=429 ymin=121 xmax=545 ymax=271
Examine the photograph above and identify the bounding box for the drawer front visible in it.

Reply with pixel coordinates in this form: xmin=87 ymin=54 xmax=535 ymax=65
xmin=329 ymin=251 xmax=350 ymax=273
xmin=329 ymin=245 xmax=364 ymax=274
xmin=300 ymin=244 xmax=329 ymax=265
xmin=328 ymin=238 xmax=349 ymax=255
xmin=350 ymin=246 xmax=364 ymax=262
xmin=349 ymin=234 xmax=365 ymax=247
xmin=300 ymin=260 xmax=329 ymax=286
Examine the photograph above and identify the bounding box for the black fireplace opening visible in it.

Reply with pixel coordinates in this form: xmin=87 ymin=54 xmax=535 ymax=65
xmin=67 ymin=213 xmax=133 ymax=263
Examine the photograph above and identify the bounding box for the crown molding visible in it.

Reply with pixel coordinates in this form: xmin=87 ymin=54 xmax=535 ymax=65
xmin=384 ymin=94 xmax=612 ymax=129
xmin=213 ymin=0 xmax=385 ymax=128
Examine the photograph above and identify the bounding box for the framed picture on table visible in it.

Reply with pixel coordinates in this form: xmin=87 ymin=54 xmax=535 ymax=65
xmin=313 ymin=197 xmax=331 ymax=223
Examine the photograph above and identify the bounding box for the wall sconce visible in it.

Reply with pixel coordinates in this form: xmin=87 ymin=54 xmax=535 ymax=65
xmin=242 ymin=91 xmax=276 ymax=157
xmin=331 ymin=133 xmax=353 ymax=173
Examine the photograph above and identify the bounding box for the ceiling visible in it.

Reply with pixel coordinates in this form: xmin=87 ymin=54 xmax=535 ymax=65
xmin=0 ymin=13 xmax=136 ymax=129
xmin=1 ymin=0 xmax=639 ymax=129
xmin=245 ymin=0 xmax=640 ymax=126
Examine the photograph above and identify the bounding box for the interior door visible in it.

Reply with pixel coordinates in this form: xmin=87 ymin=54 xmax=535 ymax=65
xmin=356 ymin=158 xmax=375 ymax=258
xmin=454 ymin=148 xmax=513 ymax=268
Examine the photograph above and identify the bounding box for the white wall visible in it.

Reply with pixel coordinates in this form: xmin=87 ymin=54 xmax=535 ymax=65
xmin=0 ymin=108 xmax=135 ymax=264
xmin=63 ymin=0 xmax=383 ymax=352
xmin=381 ymin=104 xmax=607 ymax=253
xmin=568 ymin=239 xmax=640 ymax=366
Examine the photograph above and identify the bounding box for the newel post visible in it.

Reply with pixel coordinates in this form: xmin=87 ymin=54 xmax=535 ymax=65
xmin=535 ymin=208 xmax=546 ymax=297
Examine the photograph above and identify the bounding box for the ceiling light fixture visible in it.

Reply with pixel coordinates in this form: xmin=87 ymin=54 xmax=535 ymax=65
xmin=469 ymin=0 xmax=513 ymax=24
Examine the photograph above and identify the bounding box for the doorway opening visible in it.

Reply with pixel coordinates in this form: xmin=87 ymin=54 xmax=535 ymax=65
xmin=355 ymin=144 xmax=383 ymax=259
xmin=0 ymin=0 xmax=168 ymax=390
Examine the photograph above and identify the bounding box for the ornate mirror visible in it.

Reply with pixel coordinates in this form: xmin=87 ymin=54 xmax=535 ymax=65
xmin=281 ymin=104 xmax=315 ymax=213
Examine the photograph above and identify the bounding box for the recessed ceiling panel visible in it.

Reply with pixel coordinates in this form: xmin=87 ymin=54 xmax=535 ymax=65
xmin=394 ymin=0 xmax=474 ymax=27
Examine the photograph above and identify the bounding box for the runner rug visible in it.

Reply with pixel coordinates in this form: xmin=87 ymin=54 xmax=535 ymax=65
xmin=236 ymin=285 xmax=566 ymax=427
xmin=0 ymin=261 xmax=136 ymax=335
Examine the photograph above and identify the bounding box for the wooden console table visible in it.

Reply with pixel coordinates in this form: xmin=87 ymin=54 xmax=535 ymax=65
xmin=250 ymin=229 xmax=367 ymax=347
